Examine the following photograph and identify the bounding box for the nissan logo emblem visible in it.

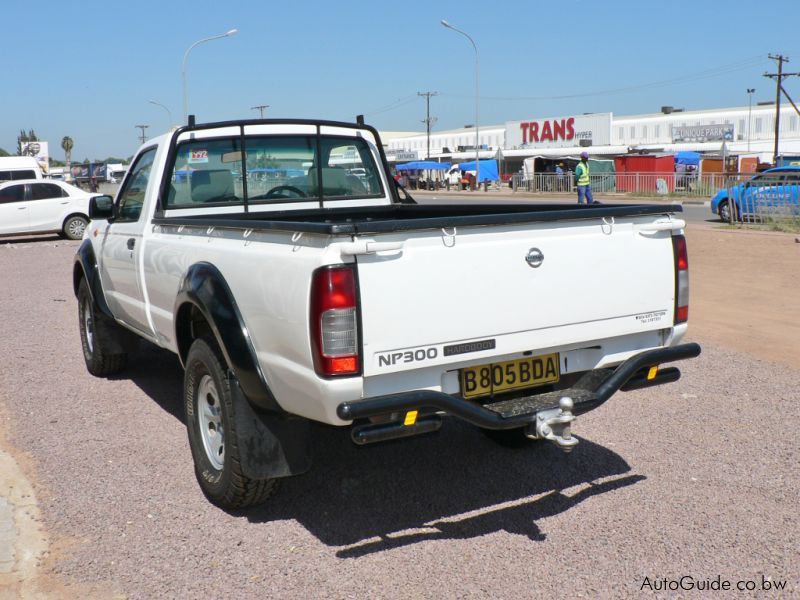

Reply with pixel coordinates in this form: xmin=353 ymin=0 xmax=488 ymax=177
xmin=526 ymin=248 xmax=544 ymax=268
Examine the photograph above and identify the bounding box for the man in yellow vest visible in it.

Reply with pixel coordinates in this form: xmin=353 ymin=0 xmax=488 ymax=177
xmin=575 ymin=151 xmax=594 ymax=204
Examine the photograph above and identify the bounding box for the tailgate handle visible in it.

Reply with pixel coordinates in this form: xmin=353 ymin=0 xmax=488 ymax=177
xmin=637 ymin=218 xmax=686 ymax=234
xmin=339 ymin=240 xmax=405 ymax=256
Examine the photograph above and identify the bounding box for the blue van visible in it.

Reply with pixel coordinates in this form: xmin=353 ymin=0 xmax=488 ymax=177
xmin=710 ymin=166 xmax=800 ymax=221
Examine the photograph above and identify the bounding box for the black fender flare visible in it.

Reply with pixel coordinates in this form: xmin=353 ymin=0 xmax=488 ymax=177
xmin=73 ymin=239 xmax=113 ymax=318
xmin=174 ymin=262 xmax=282 ymax=414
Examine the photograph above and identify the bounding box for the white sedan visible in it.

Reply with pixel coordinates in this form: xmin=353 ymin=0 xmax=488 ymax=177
xmin=0 ymin=179 xmax=99 ymax=240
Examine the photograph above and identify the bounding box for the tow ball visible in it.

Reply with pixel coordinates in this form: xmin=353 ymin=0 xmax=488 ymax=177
xmin=526 ymin=397 xmax=578 ymax=453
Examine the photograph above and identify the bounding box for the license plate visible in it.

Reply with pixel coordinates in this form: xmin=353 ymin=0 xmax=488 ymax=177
xmin=460 ymin=353 xmax=560 ymax=399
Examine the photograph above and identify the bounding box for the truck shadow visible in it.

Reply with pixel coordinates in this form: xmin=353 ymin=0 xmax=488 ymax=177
xmin=253 ymin=425 xmax=643 ymax=557
xmin=124 ymin=343 xmax=644 ymax=557
xmin=0 ymin=234 xmax=65 ymax=245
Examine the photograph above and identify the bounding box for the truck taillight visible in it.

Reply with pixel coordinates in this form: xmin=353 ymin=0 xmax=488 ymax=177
xmin=310 ymin=265 xmax=360 ymax=377
xmin=672 ymin=234 xmax=689 ymax=324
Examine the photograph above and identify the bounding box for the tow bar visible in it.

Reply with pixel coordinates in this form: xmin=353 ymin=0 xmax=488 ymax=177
xmin=527 ymin=397 xmax=578 ymax=452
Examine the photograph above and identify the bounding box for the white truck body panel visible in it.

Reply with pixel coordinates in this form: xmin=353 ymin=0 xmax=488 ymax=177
xmin=356 ymin=218 xmax=676 ymax=378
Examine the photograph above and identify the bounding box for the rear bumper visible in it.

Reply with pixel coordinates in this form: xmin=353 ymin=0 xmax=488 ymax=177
xmin=337 ymin=343 xmax=701 ymax=430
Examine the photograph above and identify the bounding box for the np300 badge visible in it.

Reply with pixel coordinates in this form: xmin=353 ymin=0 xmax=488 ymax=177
xmin=526 ymin=248 xmax=544 ymax=268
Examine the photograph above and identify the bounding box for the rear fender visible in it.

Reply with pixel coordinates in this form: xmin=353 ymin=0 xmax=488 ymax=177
xmin=175 ymin=263 xmax=310 ymax=477
xmin=174 ymin=262 xmax=282 ymax=414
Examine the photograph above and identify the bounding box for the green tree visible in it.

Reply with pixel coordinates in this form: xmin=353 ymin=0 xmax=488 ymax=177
xmin=17 ymin=129 xmax=39 ymax=155
xmin=0 ymin=148 xmax=9 ymax=157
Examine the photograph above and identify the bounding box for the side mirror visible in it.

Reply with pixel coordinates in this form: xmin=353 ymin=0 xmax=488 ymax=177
xmin=89 ymin=195 xmax=115 ymax=220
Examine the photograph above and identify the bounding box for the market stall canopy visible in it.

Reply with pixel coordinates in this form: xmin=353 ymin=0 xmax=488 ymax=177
xmin=675 ymin=151 xmax=701 ymax=166
xmin=455 ymin=159 xmax=499 ymax=181
xmin=396 ymin=161 xmax=451 ymax=171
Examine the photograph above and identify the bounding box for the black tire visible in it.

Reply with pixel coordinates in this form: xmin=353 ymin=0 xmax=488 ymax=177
xmin=481 ymin=427 xmax=541 ymax=449
xmin=78 ymin=278 xmax=128 ymax=376
xmin=184 ymin=336 xmax=276 ymax=509
xmin=63 ymin=215 xmax=88 ymax=240
xmin=719 ymin=200 xmax=731 ymax=223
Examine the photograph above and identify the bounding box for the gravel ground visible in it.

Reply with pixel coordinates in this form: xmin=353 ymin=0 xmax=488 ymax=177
xmin=0 ymin=236 xmax=798 ymax=598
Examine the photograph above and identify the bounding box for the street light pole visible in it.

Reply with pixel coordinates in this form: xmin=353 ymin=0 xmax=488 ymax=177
xmin=441 ymin=19 xmax=479 ymax=188
xmin=182 ymin=28 xmax=239 ymax=123
xmin=148 ymin=99 xmax=173 ymax=128
xmin=746 ymin=88 xmax=755 ymax=151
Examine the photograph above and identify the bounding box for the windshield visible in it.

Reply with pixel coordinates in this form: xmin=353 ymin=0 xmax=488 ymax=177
xmin=166 ymin=134 xmax=383 ymax=208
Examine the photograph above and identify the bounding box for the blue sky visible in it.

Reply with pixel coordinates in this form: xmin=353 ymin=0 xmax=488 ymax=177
xmin=3 ymin=0 xmax=799 ymax=160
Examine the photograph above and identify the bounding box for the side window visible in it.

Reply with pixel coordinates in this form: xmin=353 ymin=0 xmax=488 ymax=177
xmin=30 ymin=183 xmax=63 ymax=200
xmin=12 ymin=170 xmax=36 ymax=181
xmin=117 ymin=148 xmax=157 ymax=221
xmin=0 ymin=171 xmax=11 ymax=182
xmin=755 ymin=173 xmax=784 ymax=187
xmin=0 ymin=184 xmax=27 ymax=204
xmin=783 ymin=172 xmax=800 ymax=184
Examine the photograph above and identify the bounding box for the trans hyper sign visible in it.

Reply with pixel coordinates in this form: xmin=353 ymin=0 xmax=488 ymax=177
xmin=506 ymin=113 xmax=612 ymax=149
xmin=519 ymin=118 xmax=575 ymax=144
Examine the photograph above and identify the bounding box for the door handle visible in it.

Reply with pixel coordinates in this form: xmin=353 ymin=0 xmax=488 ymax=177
xmin=127 ymin=238 xmax=135 ymax=250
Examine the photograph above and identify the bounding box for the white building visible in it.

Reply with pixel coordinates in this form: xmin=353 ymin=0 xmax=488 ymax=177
xmin=382 ymin=103 xmax=800 ymax=169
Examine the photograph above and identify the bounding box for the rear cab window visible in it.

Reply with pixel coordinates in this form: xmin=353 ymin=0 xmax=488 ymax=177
xmin=163 ymin=125 xmax=387 ymax=214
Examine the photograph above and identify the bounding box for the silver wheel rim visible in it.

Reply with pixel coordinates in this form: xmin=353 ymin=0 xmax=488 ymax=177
xmin=82 ymin=298 xmax=94 ymax=354
xmin=197 ymin=374 xmax=224 ymax=470
xmin=68 ymin=218 xmax=86 ymax=238
xmin=720 ymin=203 xmax=729 ymax=221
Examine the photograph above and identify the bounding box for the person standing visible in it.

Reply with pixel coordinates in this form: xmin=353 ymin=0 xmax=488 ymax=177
xmin=575 ymin=151 xmax=593 ymax=204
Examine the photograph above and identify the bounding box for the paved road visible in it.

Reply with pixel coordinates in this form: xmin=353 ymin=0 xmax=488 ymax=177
xmin=0 ymin=234 xmax=796 ymax=598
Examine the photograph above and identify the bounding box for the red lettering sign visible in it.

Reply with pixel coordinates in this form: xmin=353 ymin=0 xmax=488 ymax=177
xmin=519 ymin=117 xmax=577 ymax=144
xmin=540 ymin=121 xmax=553 ymax=141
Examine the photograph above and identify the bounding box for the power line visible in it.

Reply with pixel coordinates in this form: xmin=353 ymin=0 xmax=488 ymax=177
xmin=364 ymin=95 xmax=418 ymax=117
xmin=440 ymin=55 xmax=766 ymax=102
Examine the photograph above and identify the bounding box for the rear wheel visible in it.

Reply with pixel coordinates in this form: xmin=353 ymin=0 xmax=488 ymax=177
xmin=184 ymin=337 xmax=276 ymax=509
xmin=63 ymin=215 xmax=88 ymax=240
xmin=78 ymin=278 xmax=127 ymax=376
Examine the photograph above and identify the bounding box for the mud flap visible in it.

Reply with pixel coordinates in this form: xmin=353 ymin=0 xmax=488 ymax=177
xmin=93 ymin=314 xmax=140 ymax=354
xmin=229 ymin=376 xmax=312 ymax=479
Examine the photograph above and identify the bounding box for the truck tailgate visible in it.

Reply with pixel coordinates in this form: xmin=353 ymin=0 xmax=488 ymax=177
xmin=356 ymin=216 xmax=677 ymax=376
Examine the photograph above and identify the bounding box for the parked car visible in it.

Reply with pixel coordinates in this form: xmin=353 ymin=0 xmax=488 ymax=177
xmin=0 ymin=156 xmax=43 ymax=183
xmin=710 ymin=166 xmax=800 ymax=221
xmin=0 ymin=179 xmax=98 ymax=239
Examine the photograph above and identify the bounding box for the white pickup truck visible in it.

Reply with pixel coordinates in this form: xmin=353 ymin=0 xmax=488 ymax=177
xmin=73 ymin=119 xmax=700 ymax=509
